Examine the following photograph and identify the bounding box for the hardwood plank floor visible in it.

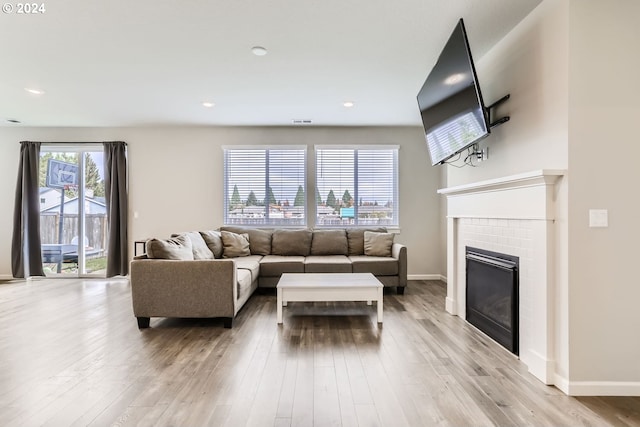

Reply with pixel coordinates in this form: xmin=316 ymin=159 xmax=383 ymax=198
xmin=0 ymin=277 xmax=639 ymax=427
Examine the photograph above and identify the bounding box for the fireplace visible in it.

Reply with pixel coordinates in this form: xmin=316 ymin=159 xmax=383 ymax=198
xmin=466 ymin=246 xmax=519 ymax=355
xmin=439 ymin=170 xmax=565 ymax=385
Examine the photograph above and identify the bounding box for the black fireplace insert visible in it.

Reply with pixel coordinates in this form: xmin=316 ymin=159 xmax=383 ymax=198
xmin=465 ymin=246 xmax=519 ymax=355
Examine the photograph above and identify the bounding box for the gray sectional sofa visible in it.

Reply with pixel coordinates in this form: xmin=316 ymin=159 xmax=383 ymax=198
xmin=130 ymin=227 xmax=407 ymax=328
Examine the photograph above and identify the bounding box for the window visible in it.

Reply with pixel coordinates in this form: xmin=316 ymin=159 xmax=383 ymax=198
xmin=315 ymin=146 xmax=398 ymax=227
xmin=224 ymin=146 xmax=306 ymax=226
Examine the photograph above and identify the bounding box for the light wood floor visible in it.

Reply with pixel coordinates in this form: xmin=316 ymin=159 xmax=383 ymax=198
xmin=0 ymin=278 xmax=638 ymax=427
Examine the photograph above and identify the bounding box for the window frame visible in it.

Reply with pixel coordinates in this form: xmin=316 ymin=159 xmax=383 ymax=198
xmin=223 ymin=145 xmax=307 ymax=227
xmin=314 ymin=145 xmax=399 ymax=228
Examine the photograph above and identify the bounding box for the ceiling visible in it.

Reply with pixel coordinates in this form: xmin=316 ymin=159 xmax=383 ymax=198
xmin=0 ymin=0 xmax=541 ymax=128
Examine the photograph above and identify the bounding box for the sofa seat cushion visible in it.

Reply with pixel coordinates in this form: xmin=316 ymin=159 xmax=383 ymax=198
xmin=349 ymin=255 xmax=398 ymax=276
xmin=259 ymin=255 xmax=305 ymax=276
xmin=304 ymin=255 xmax=352 ymax=273
xmin=236 ymin=268 xmax=253 ymax=302
xmin=233 ymin=255 xmax=262 ymax=282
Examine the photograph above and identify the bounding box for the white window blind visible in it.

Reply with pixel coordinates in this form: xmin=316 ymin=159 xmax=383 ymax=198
xmin=315 ymin=146 xmax=398 ymax=227
xmin=224 ymin=147 xmax=306 ymax=226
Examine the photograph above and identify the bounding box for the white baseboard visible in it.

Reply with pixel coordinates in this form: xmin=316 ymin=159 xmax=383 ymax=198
xmin=522 ymin=349 xmax=556 ymax=386
xmin=554 ymin=374 xmax=570 ymax=395
xmin=565 ymin=381 xmax=640 ymax=396
xmin=0 ymin=274 xmax=14 ymax=281
xmin=408 ymin=274 xmax=446 ymax=282
xmin=445 ymin=296 xmax=456 ymax=315
xmin=551 ymin=373 xmax=640 ymax=396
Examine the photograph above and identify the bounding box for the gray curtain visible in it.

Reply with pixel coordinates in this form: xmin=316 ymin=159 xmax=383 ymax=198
xmin=104 ymin=141 xmax=128 ymax=277
xmin=12 ymin=141 xmax=45 ymax=278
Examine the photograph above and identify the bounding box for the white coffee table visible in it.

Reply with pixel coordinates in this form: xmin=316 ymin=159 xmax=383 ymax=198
xmin=276 ymin=273 xmax=384 ymax=325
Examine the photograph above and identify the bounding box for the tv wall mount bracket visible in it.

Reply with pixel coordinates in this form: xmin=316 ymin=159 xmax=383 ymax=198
xmin=486 ymin=94 xmax=510 ymax=129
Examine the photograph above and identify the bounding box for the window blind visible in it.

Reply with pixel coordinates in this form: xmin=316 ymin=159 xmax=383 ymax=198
xmin=315 ymin=146 xmax=398 ymax=227
xmin=224 ymin=147 xmax=306 ymax=226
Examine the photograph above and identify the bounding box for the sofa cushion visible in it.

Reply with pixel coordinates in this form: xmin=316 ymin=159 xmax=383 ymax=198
xmin=236 ymin=268 xmax=253 ymax=302
xmin=146 ymin=235 xmax=194 ymax=260
xmin=220 ymin=227 xmax=272 ymax=255
xmin=200 ymin=230 xmax=224 ymax=259
xmin=364 ymin=231 xmax=394 ymax=257
xmin=346 ymin=227 xmax=387 ymax=255
xmin=304 ymin=255 xmax=352 ymax=273
xmin=271 ymin=229 xmax=312 ymax=256
xmin=259 ymin=255 xmax=305 ymax=276
xmin=349 ymin=255 xmax=398 ymax=276
xmin=171 ymin=231 xmax=214 ymax=260
xmin=233 ymin=255 xmax=262 ymax=283
xmin=310 ymin=229 xmax=348 ymax=255
xmin=221 ymin=231 xmax=251 ymax=258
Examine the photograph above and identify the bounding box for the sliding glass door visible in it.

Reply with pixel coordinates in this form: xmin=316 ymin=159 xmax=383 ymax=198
xmin=39 ymin=145 xmax=108 ymax=277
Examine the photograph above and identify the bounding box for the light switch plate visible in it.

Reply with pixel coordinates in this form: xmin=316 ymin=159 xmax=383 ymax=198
xmin=589 ymin=209 xmax=608 ymax=228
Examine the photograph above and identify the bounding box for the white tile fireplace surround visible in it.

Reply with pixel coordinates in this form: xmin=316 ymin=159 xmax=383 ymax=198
xmin=438 ymin=170 xmax=565 ymax=386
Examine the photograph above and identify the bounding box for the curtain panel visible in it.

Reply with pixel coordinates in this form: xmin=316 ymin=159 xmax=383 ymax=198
xmin=104 ymin=141 xmax=129 ymax=277
xmin=11 ymin=141 xmax=45 ymax=278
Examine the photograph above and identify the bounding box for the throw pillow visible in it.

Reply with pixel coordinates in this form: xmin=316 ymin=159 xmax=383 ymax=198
xmin=220 ymin=226 xmax=272 ymax=255
xmin=310 ymin=229 xmax=348 ymax=255
xmin=200 ymin=230 xmax=224 ymax=258
xmin=363 ymin=231 xmax=394 ymax=257
xmin=271 ymin=229 xmax=312 ymax=256
xmin=346 ymin=227 xmax=387 ymax=255
xmin=146 ymin=235 xmax=194 ymax=260
xmin=172 ymin=231 xmax=214 ymax=260
xmin=221 ymin=231 xmax=251 ymax=258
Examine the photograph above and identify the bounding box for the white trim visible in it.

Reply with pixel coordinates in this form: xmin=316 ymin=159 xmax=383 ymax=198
xmin=408 ymin=274 xmax=445 ymax=281
xmin=565 ymin=381 xmax=640 ymax=396
xmin=437 ymin=169 xmax=566 ymax=196
xmin=222 ymin=145 xmax=307 ymax=151
xmin=41 ymin=143 xmax=104 ymax=151
xmin=0 ymin=274 xmax=14 ymax=281
xmin=554 ymin=374 xmax=570 ymax=395
xmin=314 ymin=144 xmax=400 ymax=151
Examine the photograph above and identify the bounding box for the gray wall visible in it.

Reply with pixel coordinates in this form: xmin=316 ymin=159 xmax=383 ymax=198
xmin=0 ymin=126 xmax=443 ymax=279
xmin=567 ymin=0 xmax=640 ymax=388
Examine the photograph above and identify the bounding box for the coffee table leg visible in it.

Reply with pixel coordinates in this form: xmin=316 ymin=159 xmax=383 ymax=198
xmin=377 ymin=287 xmax=383 ymax=324
xmin=277 ymin=288 xmax=283 ymax=324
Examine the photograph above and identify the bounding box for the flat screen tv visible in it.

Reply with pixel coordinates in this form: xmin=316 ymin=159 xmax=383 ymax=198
xmin=417 ymin=19 xmax=490 ymax=166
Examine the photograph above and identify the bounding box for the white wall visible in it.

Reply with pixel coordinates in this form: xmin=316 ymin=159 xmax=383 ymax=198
xmin=567 ymin=0 xmax=640 ymax=392
xmin=0 ymin=126 xmax=442 ymax=279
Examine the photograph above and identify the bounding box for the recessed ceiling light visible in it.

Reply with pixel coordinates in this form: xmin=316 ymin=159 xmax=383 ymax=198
xmin=444 ymin=73 xmax=465 ymax=85
xmin=25 ymin=88 xmax=45 ymax=95
xmin=343 ymin=101 xmax=355 ymax=108
xmin=251 ymin=46 xmax=268 ymax=56
xmin=202 ymin=101 xmax=215 ymax=108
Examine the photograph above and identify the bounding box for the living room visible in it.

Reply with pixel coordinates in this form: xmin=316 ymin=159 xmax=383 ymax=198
xmin=1 ymin=0 xmax=639 ymax=425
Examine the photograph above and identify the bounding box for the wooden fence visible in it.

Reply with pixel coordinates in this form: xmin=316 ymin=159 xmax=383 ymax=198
xmin=40 ymin=213 xmax=108 ymax=250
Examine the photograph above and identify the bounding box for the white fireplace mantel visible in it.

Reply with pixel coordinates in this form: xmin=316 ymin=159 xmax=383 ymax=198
xmin=438 ymin=169 xmax=566 ymax=220
xmin=439 ymin=169 xmax=565 ymax=386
